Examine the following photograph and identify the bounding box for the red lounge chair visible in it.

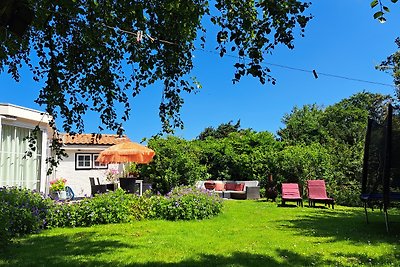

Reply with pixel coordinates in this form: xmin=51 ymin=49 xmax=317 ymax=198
xmin=307 ymin=180 xmax=335 ymax=209
xmin=281 ymin=183 xmax=303 ymax=207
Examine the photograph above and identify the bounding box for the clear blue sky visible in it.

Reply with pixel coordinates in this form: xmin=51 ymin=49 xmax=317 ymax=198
xmin=1 ymin=1 xmax=399 ymax=141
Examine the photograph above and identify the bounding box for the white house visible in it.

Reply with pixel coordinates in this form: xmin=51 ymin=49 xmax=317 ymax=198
xmin=0 ymin=103 xmax=52 ymax=193
xmin=55 ymin=133 xmax=126 ymax=197
xmin=0 ymin=103 xmax=127 ymax=197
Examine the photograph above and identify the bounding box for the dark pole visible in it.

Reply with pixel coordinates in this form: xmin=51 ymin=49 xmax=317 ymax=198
xmin=383 ymin=104 xmax=393 ymax=232
xmin=361 ymin=119 xmax=373 ymax=195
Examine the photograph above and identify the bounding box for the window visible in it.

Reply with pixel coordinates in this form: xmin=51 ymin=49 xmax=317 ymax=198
xmin=0 ymin=124 xmax=42 ymax=190
xmin=75 ymin=153 xmax=108 ymax=170
xmin=76 ymin=154 xmax=92 ymax=169
xmin=93 ymin=154 xmax=107 ymax=169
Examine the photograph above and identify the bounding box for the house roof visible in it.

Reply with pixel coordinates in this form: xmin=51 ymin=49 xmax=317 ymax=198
xmin=62 ymin=134 xmax=131 ymax=146
xmin=0 ymin=103 xmax=52 ymax=124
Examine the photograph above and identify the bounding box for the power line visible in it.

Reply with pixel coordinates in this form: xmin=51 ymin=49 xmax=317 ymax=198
xmin=95 ymin=24 xmax=398 ymax=89
xmin=32 ymin=9 xmax=396 ymax=89
xmin=195 ymin=48 xmax=395 ymax=88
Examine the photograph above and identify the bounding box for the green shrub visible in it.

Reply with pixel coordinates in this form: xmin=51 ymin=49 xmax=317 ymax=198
xmin=0 ymin=203 xmax=11 ymax=251
xmin=47 ymin=187 xmax=223 ymax=227
xmin=330 ymin=181 xmax=362 ymax=207
xmin=140 ymin=136 xmax=208 ymax=195
xmin=149 ymin=186 xmax=223 ymax=221
xmin=47 ymin=189 xmax=135 ymax=228
xmin=129 ymin=192 xmax=155 ymax=220
xmin=0 ymin=187 xmax=52 ymax=248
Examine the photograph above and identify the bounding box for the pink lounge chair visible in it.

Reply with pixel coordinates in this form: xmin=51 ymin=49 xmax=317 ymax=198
xmin=281 ymin=183 xmax=303 ymax=207
xmin=307 ymin=180 xmax=335 ymax=209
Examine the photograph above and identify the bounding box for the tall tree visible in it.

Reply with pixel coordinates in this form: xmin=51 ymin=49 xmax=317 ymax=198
xmin=277 ymin=104 xmax=325 ymax=146
xmin=0 ymin=0 xmax=312 ymax=135
xmin=376 ymin=37 xmax=400 ymax=99
xmin=197 ymin=120 xmax=241 ymax=140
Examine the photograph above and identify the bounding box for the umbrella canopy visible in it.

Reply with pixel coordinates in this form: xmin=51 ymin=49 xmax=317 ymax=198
xmin=96 ymin=141 xmax=155 ymax=164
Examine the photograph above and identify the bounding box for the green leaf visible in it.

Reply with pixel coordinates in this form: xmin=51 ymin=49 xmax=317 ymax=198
xmin=373 ymin=11 xmax=384 ymax=19
xmin=391 ymin=0 xmax=398 ymax=3
xmin=370 ymin=0 xmax=379 ymax=8
xmin=383 ymin=6 xmax=390 ymax=12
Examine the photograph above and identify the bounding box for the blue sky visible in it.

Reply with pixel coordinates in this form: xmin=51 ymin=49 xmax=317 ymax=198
xmin=1 ymin=1 xmax=400 ymax=142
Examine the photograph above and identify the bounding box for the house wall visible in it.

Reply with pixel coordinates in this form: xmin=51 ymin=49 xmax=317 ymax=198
xmin=0 ymin=104 xmax=52 ymax=193
xmin=55 ymin=148 xmax=121 ymax=197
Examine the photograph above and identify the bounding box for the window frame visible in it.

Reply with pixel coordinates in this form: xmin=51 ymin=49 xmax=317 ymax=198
xmin=75 ymin=153 xmax=94 ymax=170
xmin=93 ymin=154 xmax=108 ymax=169
xmin=75 ymin=153 xmax=109 ymax=170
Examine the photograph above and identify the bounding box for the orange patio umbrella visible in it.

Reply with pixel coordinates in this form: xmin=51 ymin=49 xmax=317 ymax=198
xmin=96 ymin=141 xmax=155 ymax=164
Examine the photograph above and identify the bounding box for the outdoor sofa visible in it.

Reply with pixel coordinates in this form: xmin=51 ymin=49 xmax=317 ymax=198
xmin=196 ymin=180 xmax=260 ymax=200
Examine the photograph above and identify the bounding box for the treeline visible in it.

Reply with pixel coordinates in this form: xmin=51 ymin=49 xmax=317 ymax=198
xmin=138 ymin=92 xmax=394 ymax=206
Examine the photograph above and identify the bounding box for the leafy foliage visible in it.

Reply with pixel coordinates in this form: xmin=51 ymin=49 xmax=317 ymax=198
xmin=140 ymin=136 xmax=208 ymax=195
xmin=199 ymin=130 xmax=281 ymax=183
xmin=370 ymin=0 xmax=398 ymax=23
xmin=49 ymin=178 xmax=67 ymax=192
xmin=277 ymin=92 xmax=394 ymax=205
xmin=274 ymin=143 xmax=333 ymax=187
xmin=0 ymin=0 xmax=311 ymax=137
xmin=47 ymin=189 xmax=135 ymax=228
xmin=197 ymin=120 xmax=241 ymax=140
xmin=147 ymin=186 xmax=223 ymax=221
xmin=278 ymin=104 xmax=325 ymax=145
xmin=0 ymin=187 xmax=52 ymax=249
xmin=376 ymin=38 xmax=400 ymax=99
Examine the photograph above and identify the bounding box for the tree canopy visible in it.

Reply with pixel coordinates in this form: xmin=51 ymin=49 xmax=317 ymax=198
xmin=197 ymin=120 xmax=241 ymax=140
xmin=376 ymin=37 xmax=400 ymax=99
xmin=0 ymin=0 xmax=311 ymax=135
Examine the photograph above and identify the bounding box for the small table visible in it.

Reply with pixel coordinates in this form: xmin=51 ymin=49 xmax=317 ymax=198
xmin=119 ymin=178 xmax=143 ymax=196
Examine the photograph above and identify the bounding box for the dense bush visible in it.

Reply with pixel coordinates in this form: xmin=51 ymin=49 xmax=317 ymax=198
xmin=274 ymin=143 xmax=334 ymax=186
xmin=47 ymin=187 xmax=223 ymax=227
xmin=0 ymin=187 xmax=52 ymax=249
xmin=47 ymin=189 xmax=135 ymax=228
xmin=148 ymin=186 xmax=223 ymax=221
xmin=329 ymin=181 xmax=362 ymax=207
xmin=140 ymin=136 xmax=208 ymax=195
xmin=0 ymin=202 xmax=11 ymax=250
xmin=199 ymin=130 xmax=281 ymax=182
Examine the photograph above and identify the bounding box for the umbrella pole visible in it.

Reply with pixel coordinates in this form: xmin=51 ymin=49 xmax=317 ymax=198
xmin=122 ymin=163 xmax=126 ymax=178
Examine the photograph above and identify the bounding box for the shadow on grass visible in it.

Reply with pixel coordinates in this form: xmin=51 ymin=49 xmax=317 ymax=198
xmin=0 ymin=230 xmax=138 ymax=266
xmin=124 ymin=251 xmax=326 ymax=267
xmin=0 ymin=246 xmax=345 ymax=267
xmin=280 ymin=207 xmax=400 ymax=245
xmin=277 ymin=203 xmax=303 ymax=208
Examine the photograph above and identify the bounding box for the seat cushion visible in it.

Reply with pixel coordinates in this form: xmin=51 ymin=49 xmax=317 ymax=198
xmin=225 ymin=183 xmax=236 ymax=191
xmin=214 ymin=182 xmax=225 ymax=191
xmin=234 ymin=183 xmax=245 ymax=191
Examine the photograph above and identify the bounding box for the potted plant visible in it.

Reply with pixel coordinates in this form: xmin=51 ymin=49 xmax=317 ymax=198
xmin=105 ymin=169 xmax=119 ymax=191
xmin=124 ymin=163 xmax=139 ymax=178
xmin=49 ymin=178 xmax=67 ymax=200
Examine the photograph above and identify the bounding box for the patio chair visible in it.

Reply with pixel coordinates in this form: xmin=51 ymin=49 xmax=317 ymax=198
xmin=307 ymin=180 xmax=335 ymax=209
xmin=89 ymin=177 xmax=107 ymax=196
xmin=281 ymin=183 xmax=303 ymax=207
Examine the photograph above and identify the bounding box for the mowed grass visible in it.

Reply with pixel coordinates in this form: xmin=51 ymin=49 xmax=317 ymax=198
xmin=1 ymin=200 xmax=400 ymax=266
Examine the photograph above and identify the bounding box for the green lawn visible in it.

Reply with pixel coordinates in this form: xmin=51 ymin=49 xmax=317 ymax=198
xmin=1 ymin=200 xmax=399 ymax=266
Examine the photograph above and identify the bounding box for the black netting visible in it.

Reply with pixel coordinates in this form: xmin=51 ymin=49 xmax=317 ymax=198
xmin=362 ymin=105 xmax=400 ymax=198
xmin=390 ymin=107 xmax=400 ymax=191
xmin=362 ymin=120 xmax=385 ymax=194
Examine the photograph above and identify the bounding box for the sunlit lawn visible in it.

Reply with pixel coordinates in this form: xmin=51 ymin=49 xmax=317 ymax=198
xmin=1 ymin=200 xmax=399 ymax=266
